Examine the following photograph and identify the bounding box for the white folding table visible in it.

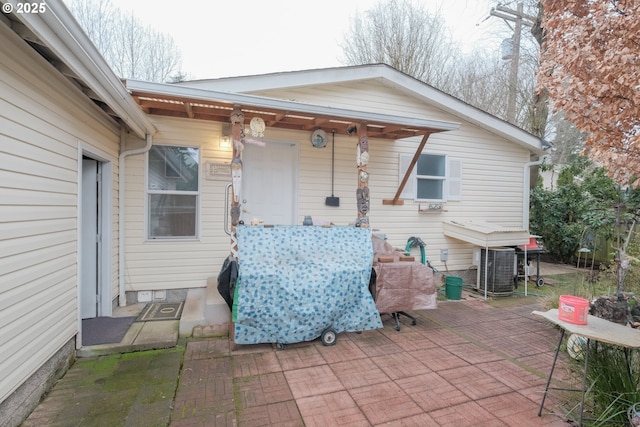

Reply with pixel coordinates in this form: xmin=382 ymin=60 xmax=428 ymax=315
xmin=533 ymin=309 xmax=640 ymax=426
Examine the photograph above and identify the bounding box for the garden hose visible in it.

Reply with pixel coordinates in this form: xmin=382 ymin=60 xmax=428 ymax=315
xmin=405 ymin=236 xmax=427 ymax=266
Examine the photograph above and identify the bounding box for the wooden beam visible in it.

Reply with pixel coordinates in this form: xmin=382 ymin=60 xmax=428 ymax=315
xmin=129 ymin=90 xmax=444 ymax=141
xmin=270 ymin=112 xmax=287 ymax=125
xmin=184 ymin=102 xmax=194 ymax=118
xmin=382 ymin=132 xmax=433 ymax=205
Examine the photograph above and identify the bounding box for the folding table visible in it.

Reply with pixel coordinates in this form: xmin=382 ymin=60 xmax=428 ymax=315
xmin=533 ymin=309 xmax=640 ymax=426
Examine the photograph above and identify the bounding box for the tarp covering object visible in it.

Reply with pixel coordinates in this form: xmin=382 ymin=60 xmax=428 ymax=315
xmin=372 ymin=235 xmax=437 ymax=313
xmin=233 ymin=225 xmax=383 ymax=345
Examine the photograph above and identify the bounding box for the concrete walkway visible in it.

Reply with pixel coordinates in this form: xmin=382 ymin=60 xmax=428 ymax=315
xmin=22 ymin=297 xmax=579 ymax=426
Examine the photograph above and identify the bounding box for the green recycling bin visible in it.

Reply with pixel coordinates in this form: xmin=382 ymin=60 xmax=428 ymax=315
xmin=445 ymin=276 xmax=463 ymax=300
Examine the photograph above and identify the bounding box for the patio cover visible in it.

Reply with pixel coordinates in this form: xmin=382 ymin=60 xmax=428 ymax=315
xmin=443 ymin=220 xmax=529 ymax=247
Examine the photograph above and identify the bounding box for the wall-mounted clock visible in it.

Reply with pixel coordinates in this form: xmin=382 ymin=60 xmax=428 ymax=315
xmin=311 ymin=129 xmax=328 ymax=148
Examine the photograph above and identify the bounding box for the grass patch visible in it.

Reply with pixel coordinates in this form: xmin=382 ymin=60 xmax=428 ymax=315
xmin=513 ymin=269 xmax=624 ymax=311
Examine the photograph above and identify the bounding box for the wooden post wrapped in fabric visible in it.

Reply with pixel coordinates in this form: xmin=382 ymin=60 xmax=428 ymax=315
xmin=355 ymin=122 xmax=370 ymax=227
xmin=229 ymin=107 xmax=244 ymax=259
xmin=232 ymin=226 xmax=383 ymax=345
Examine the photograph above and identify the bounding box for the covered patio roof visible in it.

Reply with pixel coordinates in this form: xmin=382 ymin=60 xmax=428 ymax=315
xmin=125 ymin=80 xmax=460 ymax=140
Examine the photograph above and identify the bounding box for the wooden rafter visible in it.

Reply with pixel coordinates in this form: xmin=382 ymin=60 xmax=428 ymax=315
xmin=129 ymin=89 xmax=446 ymax=141
xmin=184 ymin=102 xmax=193 ymax=118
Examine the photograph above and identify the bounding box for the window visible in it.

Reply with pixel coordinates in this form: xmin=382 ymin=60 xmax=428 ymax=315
xmin=147 ymin=145 xmax=199 ymax=239
xmin=416 ymin=154 xmax=446 ymax=200
xmin=399 ymin=153 xmax=462 ymax=201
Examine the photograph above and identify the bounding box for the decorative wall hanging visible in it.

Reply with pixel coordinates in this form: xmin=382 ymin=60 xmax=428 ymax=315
xmin=311 ymin=129 xmax=328 ymax=148
xmin=249 ymin=117 xmax=265 ymax=138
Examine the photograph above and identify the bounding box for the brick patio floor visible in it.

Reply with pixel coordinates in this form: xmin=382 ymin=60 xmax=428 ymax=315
xmin=170 ymin=299 xmax=578 ymax=426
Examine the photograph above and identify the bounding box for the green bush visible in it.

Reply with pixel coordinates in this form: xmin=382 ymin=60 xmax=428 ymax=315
xmin=574 ymin=345 xmax=640 ymax=426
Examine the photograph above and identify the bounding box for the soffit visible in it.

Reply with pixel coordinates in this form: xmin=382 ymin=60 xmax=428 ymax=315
xmin=127 ymin=81 xmax=460 ymax=140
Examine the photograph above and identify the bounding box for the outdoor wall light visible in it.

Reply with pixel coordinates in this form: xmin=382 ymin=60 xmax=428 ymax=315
xmin=219 ymin=136 xmax=232 ymax=148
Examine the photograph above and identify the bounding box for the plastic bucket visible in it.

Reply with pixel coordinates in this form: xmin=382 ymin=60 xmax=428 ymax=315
xmin=558 ymin=295 xmax=589 ymax=325
xmin=445 ymin=276 xmax=463 ymax=300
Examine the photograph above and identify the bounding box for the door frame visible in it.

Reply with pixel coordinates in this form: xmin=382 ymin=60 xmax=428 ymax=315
xmin=242 ymin=139 xmax=299 ymax=225
xmin=77 ymin=143 xmax=113 ymax=346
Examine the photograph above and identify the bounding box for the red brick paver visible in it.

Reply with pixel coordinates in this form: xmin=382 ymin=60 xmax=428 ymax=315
xmin=284 ymin=365 xmax=344 ymax=399
xmin=169 ymin=299 xmax=574 ymax=427
xmin=330 ymin=358 xmax=390 ymax=389
xmin=349 ymin=381 xmax=424 ymax=424
xmin=296 ymin=391 xmax=369 ymax=427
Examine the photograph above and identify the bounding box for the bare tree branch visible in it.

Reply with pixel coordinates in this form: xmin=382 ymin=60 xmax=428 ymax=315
xmin=69 ymin=0 xmax=183 ymax=83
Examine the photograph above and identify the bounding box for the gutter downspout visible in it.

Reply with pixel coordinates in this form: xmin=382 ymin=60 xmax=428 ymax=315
xmin=118 ymin=131 xmax=153 ymax=307
xmin=522 ymin=158 xmax=543 ymax=297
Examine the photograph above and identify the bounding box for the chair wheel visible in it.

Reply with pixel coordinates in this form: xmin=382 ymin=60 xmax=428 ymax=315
xmin=321 ymin=329 xmax=337 ymax=346
xmin=274 ymin=342 xmax=284 ymax=350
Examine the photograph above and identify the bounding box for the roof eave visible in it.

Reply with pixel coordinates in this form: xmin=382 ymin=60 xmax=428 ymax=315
xmin=6 ymin=0 xmax=156 ymax=138
xmin=376 ymin=67 xmax=545 ymax=155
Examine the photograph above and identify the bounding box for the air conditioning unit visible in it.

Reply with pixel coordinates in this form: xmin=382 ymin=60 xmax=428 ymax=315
xmin=477 ymin=247 xmax=516 ymax=295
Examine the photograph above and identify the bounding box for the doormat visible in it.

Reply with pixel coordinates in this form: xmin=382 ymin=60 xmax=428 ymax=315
xmin=82 ymin=316 xmax=136 ymax=346
xmin=136 ymin=302 xmax=184 ymax=322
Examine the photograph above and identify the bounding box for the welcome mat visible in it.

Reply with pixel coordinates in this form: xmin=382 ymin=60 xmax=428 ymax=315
xmin=136 ymin=302 xmax=184 ymax=322
xmin=82 ymin=316 xmax=136 ymax=346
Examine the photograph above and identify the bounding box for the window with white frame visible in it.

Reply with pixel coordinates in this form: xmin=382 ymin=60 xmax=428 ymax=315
xmin=399 ymin=153 xmax=462 ymax=201
xmin=147 ymin=145 xmax=199 ymax=239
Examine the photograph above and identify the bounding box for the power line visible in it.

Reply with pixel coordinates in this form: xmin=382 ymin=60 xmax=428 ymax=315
xmin=489 ymin=3 xmax=535 ymax=123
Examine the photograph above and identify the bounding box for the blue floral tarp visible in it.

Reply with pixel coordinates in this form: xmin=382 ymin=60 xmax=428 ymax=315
xmin=233 ymin=225 xmax=382 ymax=345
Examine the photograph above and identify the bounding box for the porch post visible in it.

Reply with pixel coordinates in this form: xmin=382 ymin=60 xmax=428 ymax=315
xmin=229 ymin=107 xmax=244 ymax=259
xmin=356 ymin=122 xmax=370 ymax=227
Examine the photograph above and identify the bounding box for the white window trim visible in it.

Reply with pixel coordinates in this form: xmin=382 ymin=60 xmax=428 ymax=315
xmin=399 ymin=152 xmax=462 ymax=202
xmin=145 ymin=144 xmax=201 ymax=241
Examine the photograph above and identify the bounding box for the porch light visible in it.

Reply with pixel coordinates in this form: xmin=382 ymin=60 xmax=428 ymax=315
xmin=219 ymin=136 xmax=232 ymax=148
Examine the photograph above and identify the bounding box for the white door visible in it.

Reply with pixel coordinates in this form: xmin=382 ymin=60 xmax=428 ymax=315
xmin=80 ymin=158 xmax=101 ymax=319
xmin=241 ymin=141 xmax=297 ymax=225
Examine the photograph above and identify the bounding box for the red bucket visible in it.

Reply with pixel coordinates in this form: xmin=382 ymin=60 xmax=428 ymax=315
xmin=558 ymin=295 xmax=589 ymax=325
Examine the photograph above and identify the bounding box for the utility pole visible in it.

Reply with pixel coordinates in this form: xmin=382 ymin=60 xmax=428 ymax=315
xmin=490 ymin=3 xmax=535 ymax=123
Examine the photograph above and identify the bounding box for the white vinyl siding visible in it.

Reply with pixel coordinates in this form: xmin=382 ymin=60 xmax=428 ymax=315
xmin=124 ymin=117 xmax=228 ymax=291
xmin=251 ymin=81 xmax=455 ymax=123
xmin=268 ymin=81 xmax=529 ymax=271
xmin=0 ymin=24 xmax=120 ymax=403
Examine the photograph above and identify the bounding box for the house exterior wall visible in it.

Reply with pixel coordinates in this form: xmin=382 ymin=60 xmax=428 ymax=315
xmin=250 ymin=80 xmax=451 ymax=121
xmin=0 ymin=22 xmax=121 ymax=409
xmin=123 ymin=116 xmax=229 ymax=293
xmin=253 ymin=81 xmax=531 ymax=268
xmin=123 ymin=78 xmax=529 ymax=299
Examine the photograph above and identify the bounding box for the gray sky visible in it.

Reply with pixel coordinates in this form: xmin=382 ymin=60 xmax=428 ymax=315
xmin=109 ymin=0 xmax=503 ymax=79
